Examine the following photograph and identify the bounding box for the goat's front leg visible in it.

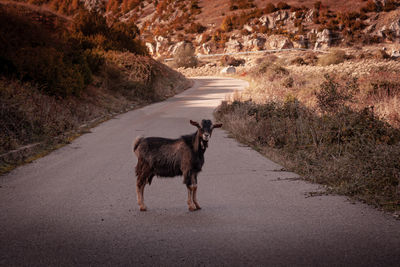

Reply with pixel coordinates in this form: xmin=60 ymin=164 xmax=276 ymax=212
xmin=184 ymin=171 xmax=196 ymax=211
xmin=186 ymin=185 xmax=196 ymax=211
xmin=186 ymin=173 xmax=200 ymax=211
xmin=191 ymin=173 xmax=201 ymax=210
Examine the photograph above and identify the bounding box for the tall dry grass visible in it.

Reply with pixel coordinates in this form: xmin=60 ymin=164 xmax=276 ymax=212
xmin=216 ymin=51 xmax=400 ymax=211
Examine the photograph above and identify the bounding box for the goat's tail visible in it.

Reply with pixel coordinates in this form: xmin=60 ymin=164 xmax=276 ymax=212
xmin=133 ymin=136 xmax=144 ymax=155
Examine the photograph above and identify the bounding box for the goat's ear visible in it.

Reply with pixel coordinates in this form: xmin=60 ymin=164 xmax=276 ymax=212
xmin=212 ymin=123 xmax=223 ymax=129
xmin=190 ymin=120 xmax=201 ymax=129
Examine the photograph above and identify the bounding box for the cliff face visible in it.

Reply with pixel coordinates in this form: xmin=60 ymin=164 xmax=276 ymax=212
xmin=16 ymin=0 xmax=400 ymax=57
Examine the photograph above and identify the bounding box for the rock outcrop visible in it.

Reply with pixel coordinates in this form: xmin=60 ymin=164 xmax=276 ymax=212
xmin=265 ymin=35 xmax=293 ymax=50
xmin=224 ymin=38 xmax=243 ymax=53
xmin=260 ymin=10 xmax=289 ymax=29
xmin=155 ymin=36 xmax=169 ymax=57
xmin=242 ymin=35 xmax=266 ymax=51
xmin=314 ymin=29 xmax=332 ymax=50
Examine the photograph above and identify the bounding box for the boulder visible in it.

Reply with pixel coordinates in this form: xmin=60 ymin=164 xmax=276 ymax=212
xmin=201 ymin=43 xmax=212 ymax=54
xmin=391 ymin=50 xmax=400 ymax=58
xmin=243 ymin=24 xmax=254 ymax=33
xmin=145 ymin=42 xmax=155 ymax=56
xmin=242 ymin=35 xmax=266 ymax=51
xmin=314 ymin=29 xmax=332 ymax=50
xmin=170 ymin=41 xmax=195 ymax=56
xmin=220 ymin=66 xmax=236 ymax=74
xmin=389 ymin=19 xmax=400 ymax=37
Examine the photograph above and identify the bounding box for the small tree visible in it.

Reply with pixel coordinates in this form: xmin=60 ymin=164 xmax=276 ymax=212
xmin=277 ymin=2 xmax=290 ymax=10
xmin=264 ymin=3 xmax=276 ymax=14
xmin=173 ymin=42 xmax=198 ymax=68
xmin=314 ymin=1 xmax=322 ymax=10
xmin=221 ymin=16 xmax=234 ymax=32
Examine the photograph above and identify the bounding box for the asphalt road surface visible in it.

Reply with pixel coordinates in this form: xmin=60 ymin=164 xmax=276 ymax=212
xmin=1 ymin=77 xmax=399 ymax=266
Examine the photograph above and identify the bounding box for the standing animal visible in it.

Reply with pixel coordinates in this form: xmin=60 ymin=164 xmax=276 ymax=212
xmin=133 ymin=119 xmax=222 ymax=211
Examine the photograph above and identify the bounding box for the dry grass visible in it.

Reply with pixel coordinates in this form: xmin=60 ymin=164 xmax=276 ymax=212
xmin=215 ymin=51 xmax=400 ymax=212
xmin=0 ymin=51 xmax=191 ymax=174
xmin=317 ymin=49 xmax=348 ymax=66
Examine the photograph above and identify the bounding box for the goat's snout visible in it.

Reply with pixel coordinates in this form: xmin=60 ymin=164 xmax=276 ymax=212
xmin=203 ymin=133 xmax=210 ymax=141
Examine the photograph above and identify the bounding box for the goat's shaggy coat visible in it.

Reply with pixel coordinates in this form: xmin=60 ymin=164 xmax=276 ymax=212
xmin=133 ymin=119 xmax=222 ymax=211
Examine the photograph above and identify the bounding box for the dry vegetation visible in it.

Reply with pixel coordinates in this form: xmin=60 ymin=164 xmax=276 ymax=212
xmin=213 ymin=49 xmax=400 ymax=212
xmin=0 ymin=3 xmax=190 ymax=174
xmin=10 ymin=0 xmax=400 ymax=56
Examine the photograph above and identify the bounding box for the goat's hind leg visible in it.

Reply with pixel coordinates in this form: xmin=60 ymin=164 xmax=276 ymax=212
xmin=135 ymin=158 xmax=150 ymax=211
xmin=136 ymin=178 xmax=147 ymax=211
xmin=192 ymin=185 xmax=201 ymax=210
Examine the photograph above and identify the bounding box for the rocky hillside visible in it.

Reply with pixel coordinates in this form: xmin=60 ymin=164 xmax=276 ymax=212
xmin=10 ymin=0 xmax=400 ymax=58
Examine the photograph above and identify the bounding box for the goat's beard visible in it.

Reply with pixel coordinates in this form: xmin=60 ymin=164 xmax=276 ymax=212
xmin=200 ymin=139 xmax=208 ymax=150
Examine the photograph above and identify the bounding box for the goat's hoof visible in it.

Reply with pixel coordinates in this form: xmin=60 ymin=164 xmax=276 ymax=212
xmin=139 ymin=206 xmax=147 ymax=211
xmin=188 ymin=206 xmax=197 ymax=212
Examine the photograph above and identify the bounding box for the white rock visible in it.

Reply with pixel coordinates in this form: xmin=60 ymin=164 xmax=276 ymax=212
xmin=224 ymin=38 xmax=243 ymax=53
xmin=220 ymin=66 xmax=236 ymax=74
xmin=243 ymin=24 xmax=253 ymax=32
xmin=314 ymin=29 xmax=332 ymax=50
xmin=202 ymin=43 xmax=211 ymax=54
xmin=391 ymin=50 xmax=400 ymax=58
xmin=145 ymin=42 xmax=155 ymax=55
xmin=265 ymin=35 xmax=293 ymax=50
xmin=155 ymin=36 xmax=169 ymax=57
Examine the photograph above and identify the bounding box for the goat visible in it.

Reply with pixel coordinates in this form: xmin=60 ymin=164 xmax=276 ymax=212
xmin=133 ymin=119 xmax=222 ymax=211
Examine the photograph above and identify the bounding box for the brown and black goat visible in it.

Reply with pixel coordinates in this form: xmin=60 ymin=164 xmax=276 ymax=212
xmin=133 ymin=119 xmax=222 ymax=211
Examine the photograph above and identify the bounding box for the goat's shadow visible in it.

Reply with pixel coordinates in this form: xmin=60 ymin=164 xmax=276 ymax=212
xmin=133 ymin=205 xmax=227 ymax=227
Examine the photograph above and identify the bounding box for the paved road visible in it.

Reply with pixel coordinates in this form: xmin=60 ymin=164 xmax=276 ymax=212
xmin=1 ymin=77 xmax=399 ymax=266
